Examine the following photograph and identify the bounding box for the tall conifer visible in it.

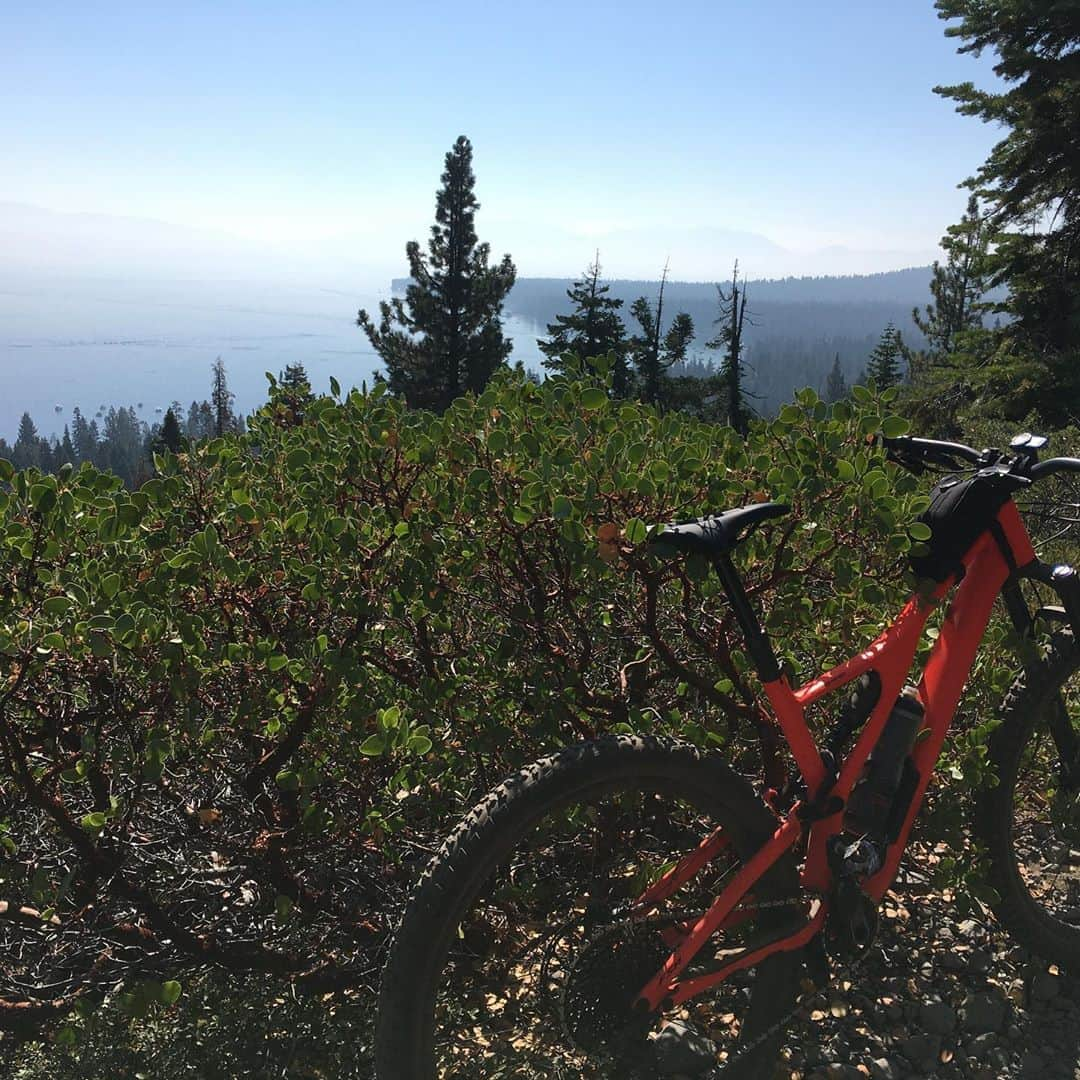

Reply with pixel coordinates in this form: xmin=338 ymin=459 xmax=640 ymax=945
xmin=539 ymin=253 xmax=628 ymax=395
xmin=824 ymin=355 xmax=848 ymax=403
xmin=864 ymin=324 xmax=906 ymax=389
xmin=706 ymin=263 xmax=752 ymax=437
xmin=358 ymin=136 xmax=516 ymax=411
xmin=629 ymin=263 xmax=695 ymax=406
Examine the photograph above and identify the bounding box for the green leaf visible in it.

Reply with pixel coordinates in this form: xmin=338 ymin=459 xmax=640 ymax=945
xmin=881 ymin=416 xmax=910 ymax=438
xmin=329 ymin=376 xmax=341 ymax=397
xmin=835 ymin=459 xmax=856 ymax=482
xmin=274 ymin=895 xmax=294 ymax=920
xmin=624 ymin=518 xmax=648 ymax=544
xmin=908 ymin=521 xmax=933 ymax=541
xmin=359 ymin=734 xmax=386 ymax=756
xmin=580 ymin=387 xmax=608 ymax=410
xmin=286 ymin=448 xmax=311 ymax=471
xmin=101 ymin=573 xmax=121 ymax=599
xmin=407 ymin=734 xmax=433 ymax=755
xmin=285 ymin=510 xmax=309 ymax=533
xmin=161 ymin=980 xmax=182 ymax=1005
xmin=30 ymin=483 xmax=57 ymax=513
xmin=468 ymin=468 xmax=492 ymax=490
xmin=266 ymin=654 xmax=289 ymax=672
xmin=552 ymin=495 xmax=573 ymax=520
xmin=88 ymin=632 xmax=112 ymax=658
xmin=275 ymin=770 xmax=300 ymax=792
xmin=80 ymin=812 xmax=107 ymax=831
xmin=42 ymin=595 xmax=72 ymax=617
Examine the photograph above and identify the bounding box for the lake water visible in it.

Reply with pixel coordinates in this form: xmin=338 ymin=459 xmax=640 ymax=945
xmin=0 ymin=274 xmax=545 ymax=440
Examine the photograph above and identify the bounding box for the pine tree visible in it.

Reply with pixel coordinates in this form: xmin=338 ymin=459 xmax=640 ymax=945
xmin=935 ymin=0 xmax=1080 ymax=421
xmin=277 ymin=362 xmax=315 ymax=424
xmin=913 ymin=195 xmax=992 ymax=358
xmin=279 ymin=362 xmax=313 ymax=401
xmin=864 ymin=324 xmax=906 ymax=389
xmin=629 ymin=263 xmax=696 ymax=406
xmin=539 ymin=253 xmax=628 ymax=395
xmin=904 ymin=197 xmax=995 ymax=434
xmin=211 ymin=358 xmax=235 ymax=437
xmin=87 ymin=419 xmax=101 ymax=460
xmin=38 ymin=438 xmax=56 ymax=474
xmin=13 ymin=412 xmax=41 ymax=470
xmin=706 ymin=262 xmax=753 ymax=437
xmin=824 ymin=354 xmax=848 ymax=403
xmin=357 ymin=136 xmax=517 ymax=411
xmin=58 ymin=426 xmax=76 ymax=466
xmin=70 ymin=408 xmax=95 ymax=465
xmin=101 ymin=406 xmax=146 ymax=487
xmin=159 ymin=408 xmax=184 ymax=453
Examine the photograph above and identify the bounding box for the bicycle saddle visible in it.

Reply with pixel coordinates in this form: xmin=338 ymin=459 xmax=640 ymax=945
xmin=653 ymin=502 xmax=790 ymax=556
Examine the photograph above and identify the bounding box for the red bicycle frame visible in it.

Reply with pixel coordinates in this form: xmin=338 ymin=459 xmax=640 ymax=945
xmin=634 ymin=500 xmax=1037 ymax=1011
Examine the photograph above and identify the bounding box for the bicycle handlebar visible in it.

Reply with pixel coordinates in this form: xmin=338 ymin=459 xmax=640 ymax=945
xmin=891 ymin=436 xmax=982 ymax=462
xmin=879 ymin=434 xmax=983 ymax=472
xmin=881 ymin=434 xmax=1080 ymax=483
xmin=1029 ymin=457 xmax=1080 ymax=480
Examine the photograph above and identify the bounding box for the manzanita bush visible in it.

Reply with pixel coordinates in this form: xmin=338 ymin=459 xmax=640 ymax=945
xmin=0 ymin=363 xmax=1030 ymax=1072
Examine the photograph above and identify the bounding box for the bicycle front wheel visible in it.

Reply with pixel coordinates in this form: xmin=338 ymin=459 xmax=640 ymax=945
xmin=375 ymin=735 xmax=804 ymax=1079
xmin=981 ymin=630 xmax=1080 ymax=965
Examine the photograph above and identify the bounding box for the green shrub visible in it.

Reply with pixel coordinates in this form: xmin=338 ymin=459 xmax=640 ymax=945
xmin=0 ymin=366 xmax=1029 ymax=1072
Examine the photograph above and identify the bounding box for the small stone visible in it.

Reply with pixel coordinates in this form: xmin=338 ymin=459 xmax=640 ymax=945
xmin=990 ymin=1047 xmax=1012 ymax=1070
xmin=822 ymin=1064 xmax=863 ymax=1080
xmin=654 ymin=1020 xmax=717 ymax=1076
xmin=1022 ymin=1050 xmax=1046 ymax=1076
xmin=961 ymin=989 xmax=1008 ymax=1034
xmin=967 ymin=1032 xmax=998 ymax=1058
xmin=900 ymin=1033 xmax=941 ymax=1072
xmin=868 ymin=1058 xmax=898 ymax=1080
xmin=919 ymin=1000 xmax=957 ymax=1036
xmin=1031 ymin=968 xmax=1062 ymax=1002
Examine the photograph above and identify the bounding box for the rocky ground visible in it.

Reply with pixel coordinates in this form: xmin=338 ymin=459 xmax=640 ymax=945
xmin=765 ymin=865 xmax=1080 ymax=1080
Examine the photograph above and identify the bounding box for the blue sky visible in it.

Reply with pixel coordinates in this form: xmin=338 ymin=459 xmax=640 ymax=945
xmin=4 ymin=0 xmax=1002 ymax=283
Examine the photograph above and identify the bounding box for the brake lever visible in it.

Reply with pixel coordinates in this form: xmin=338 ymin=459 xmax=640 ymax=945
xmin=889 ymin=453 xmax=926 ymax=475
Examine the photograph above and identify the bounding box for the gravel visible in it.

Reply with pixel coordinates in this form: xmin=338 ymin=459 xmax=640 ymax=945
xmin=774 ymin=863 xmax=1080 ymax=1079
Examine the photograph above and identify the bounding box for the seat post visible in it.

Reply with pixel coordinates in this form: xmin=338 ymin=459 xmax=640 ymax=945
xmin=711 ymin=553 xmax=781 ymax=683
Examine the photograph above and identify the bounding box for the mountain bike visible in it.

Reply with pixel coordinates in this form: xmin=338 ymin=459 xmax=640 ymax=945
xmin=375 ymin=431 xmax=1080 ymax=1078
